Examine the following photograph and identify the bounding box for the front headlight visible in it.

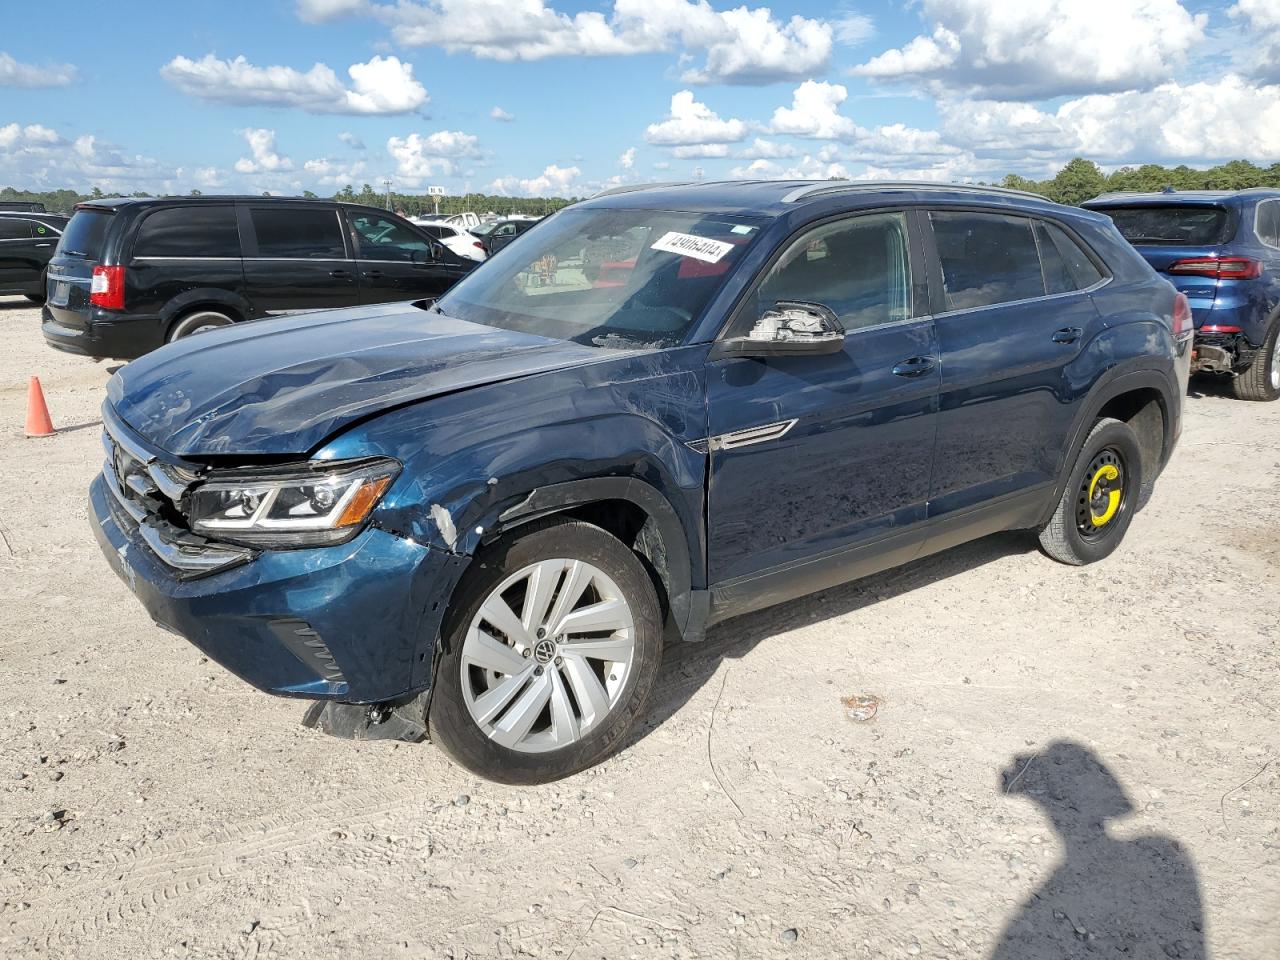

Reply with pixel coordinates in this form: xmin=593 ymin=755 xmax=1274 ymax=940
xmin=185 ymin=457 xmax=400 ymax=548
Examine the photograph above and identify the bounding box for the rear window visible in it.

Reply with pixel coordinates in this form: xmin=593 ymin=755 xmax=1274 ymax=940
xmin=1036 ymin=221 xmax=1104 ymax=294
xmin=248 ymin=207 xmax=346 ymax=259
xmin=59 ymin=209 xmax=113 ymax=260
xmin=1255 ymin=200 xmax=1280 ymax=247
xmin=133 ymin=206 xmax=240 ymax=259
xmin=0 ymin=219 xmax=32 ymax=240
xmin=931 ymin=212 xmax=1045 ymax=310
xmin=1098 ymin=205 xmax=1232 ymax=245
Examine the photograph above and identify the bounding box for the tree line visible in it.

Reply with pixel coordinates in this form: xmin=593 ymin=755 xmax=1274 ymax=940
xmin=7 ymin=158 xmax=1280 ymax=216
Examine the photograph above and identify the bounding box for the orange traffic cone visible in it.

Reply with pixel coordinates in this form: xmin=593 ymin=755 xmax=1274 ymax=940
xmin=24 ymin=376 xmax=55 ymax=438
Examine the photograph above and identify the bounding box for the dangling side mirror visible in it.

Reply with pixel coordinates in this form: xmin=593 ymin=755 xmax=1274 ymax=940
xmin=711 ymin=301 xmax=846 ymax=359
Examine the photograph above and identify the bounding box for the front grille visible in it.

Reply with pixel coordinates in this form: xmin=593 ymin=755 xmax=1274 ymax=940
xmin=99 ymin=404 xmax=251 ymax=577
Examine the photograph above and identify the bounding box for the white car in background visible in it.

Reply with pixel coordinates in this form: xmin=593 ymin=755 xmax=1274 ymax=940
xmin=413 ymin=220 xmax=487 ymax=262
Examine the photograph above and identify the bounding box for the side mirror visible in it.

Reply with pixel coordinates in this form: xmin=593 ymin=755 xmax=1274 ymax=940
xmin=712 ymin=301 xmax=846 ymax=359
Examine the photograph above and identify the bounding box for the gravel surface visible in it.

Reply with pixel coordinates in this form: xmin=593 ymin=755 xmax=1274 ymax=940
xmin=0 ymin=299 xmax=1276 ymax=958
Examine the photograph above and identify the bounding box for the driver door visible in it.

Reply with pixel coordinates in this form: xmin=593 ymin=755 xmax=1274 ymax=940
xmin=344 ymin=210 xmax=468 ymax=303
xmin=705 ymin=210 xmax=941 ymax=591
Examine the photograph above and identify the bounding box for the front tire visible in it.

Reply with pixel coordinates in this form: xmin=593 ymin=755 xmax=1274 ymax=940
xmin=1231 ymin=317 xmax=1280 ymax=402
xmin=1039 ymin=418 xmax=1143 ymax=565
xmin=429 ymin=519 xmax=662 ymax=785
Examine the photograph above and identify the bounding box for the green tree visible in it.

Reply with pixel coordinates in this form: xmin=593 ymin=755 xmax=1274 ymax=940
xmin=1045 ymin=158 xmax=1106 ymax=205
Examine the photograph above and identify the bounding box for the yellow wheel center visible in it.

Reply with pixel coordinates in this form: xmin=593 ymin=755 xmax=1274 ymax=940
xmin=1088 ymin=464 xmax=1121 ymax=527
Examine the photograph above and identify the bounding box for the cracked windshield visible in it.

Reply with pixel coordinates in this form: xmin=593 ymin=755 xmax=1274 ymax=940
xmin=434 ymin=208 xmax=762 ymax=348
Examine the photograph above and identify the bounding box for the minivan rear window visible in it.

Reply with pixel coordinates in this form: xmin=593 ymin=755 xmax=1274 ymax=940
xmin=134 ymin=205 xmax=240 ymax=259
xmin=59 ymin=208 xmax=113 ymax=259
xmin=1098 ymin=205 xmax=1231 ymax=245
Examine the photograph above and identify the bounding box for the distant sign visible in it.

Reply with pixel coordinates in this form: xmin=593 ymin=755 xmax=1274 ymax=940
xmin=426 ymin=185 xmax=446 ymax=196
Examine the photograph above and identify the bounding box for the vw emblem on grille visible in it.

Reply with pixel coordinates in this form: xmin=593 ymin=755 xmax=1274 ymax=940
xmin=533 ymin=638 xmax=556 ymax=664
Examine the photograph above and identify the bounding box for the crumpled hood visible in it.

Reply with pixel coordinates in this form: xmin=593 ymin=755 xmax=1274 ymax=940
xmin=107 ymin=302 xmax=606 ymax=457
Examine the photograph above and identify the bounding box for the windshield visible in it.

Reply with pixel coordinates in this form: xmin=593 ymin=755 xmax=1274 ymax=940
xmin=58 ymin=208 xmax=113 ymax=259
xmin=435 ymin=207 xmax=762 ymax=348
xmin=1098 ymin=205 xmax=1232 ymax=245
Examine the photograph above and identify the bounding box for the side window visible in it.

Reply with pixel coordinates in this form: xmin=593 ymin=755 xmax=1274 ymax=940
xmin=133 ymin=206 xmax=240 ymax=258
xmin=931 ymin=212 xmax=1044 ymax=310
xmin=348 ymin=213 xmax=430 ymax=262
xmin=755 ymin=212 xmax=912 ymax=331
xmin=1256 ymin=200 xmax=1280 ymax=247
xmin=1035 ymin=220 xmax=1104 ymax=294
xmin=1042 ymin=221 xmax=1103 ymax=290
xmin=495 ymin=223 xmax=517 ymax=237
xmin=419 ymin=224 xmax=445 ymax=240
xmin=0 ymin=219 xmax=32 ymax=240
xmin=248 ymin=207 xmax=346 ymax=259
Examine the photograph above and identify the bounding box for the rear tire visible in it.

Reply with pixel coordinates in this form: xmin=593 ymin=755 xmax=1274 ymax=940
xmin=1230 ymin=317 xmax=1280 ymax=402
xmin=168 ymin=309 xmax=233 ymax=342
xmin=25 ymin=269 xmax=47 ymax=304
xmin=429 ymin=519 xmax=662 ymax=785
xmin=1039 ymin=418 xmax=1143 ymax=566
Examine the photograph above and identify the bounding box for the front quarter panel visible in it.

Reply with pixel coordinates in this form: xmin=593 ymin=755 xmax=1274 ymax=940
xmin=317 ymin=343 xmax=710 ymax=583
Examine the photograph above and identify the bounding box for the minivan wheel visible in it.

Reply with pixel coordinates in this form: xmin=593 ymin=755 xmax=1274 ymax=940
xmin=429 ymin=519 xmax=662 ymax=785
xmin=168 ymin=309 xmax=233 ymax=342
xmin=1230 ymin=318 xmax=1280 ymax=402
xmin=1038 ymin=417 xmax=1144 ymax=566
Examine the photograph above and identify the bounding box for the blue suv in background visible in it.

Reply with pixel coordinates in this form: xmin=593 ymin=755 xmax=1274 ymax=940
xmin=89 ymin=180 xmax=1191 ymax=783
xmin=1084 ymin=189 xmax=1280 ymax=401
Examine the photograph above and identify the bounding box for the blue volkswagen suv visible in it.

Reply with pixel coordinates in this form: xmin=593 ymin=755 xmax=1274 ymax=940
xmin=1084 ymin=188 xmax=1280 ymax=401
xmin=90 ymin=181 xmax=1191 ymax=783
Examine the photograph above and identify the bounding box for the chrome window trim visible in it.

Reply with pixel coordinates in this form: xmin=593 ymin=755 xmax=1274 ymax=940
xmin=0 ymin=217 xmax=62 ymax=240
xmin=240 ymin=257 xmax=354 ymax=262
xmin=931 ymin=276 xmax=1112 ymax=320
xmin=132 ymin=256 xmax=241 ymax=261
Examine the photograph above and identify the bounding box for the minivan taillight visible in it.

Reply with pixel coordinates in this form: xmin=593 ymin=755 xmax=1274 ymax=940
xmin=1172 ymin=293 xmax=1193 ymax=339
xmin=1167 ymin=256 xmax=1262 ymax=280
xmin=89 ymin=265 xmax=125 ymax=310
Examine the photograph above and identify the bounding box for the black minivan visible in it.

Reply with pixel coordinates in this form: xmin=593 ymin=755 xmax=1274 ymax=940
xmin=42 ymin=197 xmax=475 ymax=359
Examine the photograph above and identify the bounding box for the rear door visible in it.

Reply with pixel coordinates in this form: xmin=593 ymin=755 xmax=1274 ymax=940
xmin=923 ymin=210 xmax=1106 ymax=521
xmin=344 ymin=209 xmax=468 ymax=303
xmin=239 ymin=203 xmax=358 ymax=315
xmin=486 ymin=221 xmax=520 ymax=254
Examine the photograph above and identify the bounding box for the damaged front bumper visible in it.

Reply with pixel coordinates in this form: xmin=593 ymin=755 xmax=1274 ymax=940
xmin=90 ymin=474 xmax=468 ymax=705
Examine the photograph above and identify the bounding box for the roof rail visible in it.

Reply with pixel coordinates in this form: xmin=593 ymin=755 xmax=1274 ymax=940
xmin=591 ymin=181 xmax=694 ymax=199
xmin=780 ymin=179 xmax=1050 ymax=204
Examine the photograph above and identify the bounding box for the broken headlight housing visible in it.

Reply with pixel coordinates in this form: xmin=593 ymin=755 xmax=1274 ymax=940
xmin=184 ymin=458 xmax=400 ymax=548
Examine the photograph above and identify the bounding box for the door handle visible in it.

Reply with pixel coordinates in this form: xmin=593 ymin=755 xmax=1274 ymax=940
xmin=329 ymin=269 xmax=352 ymax=279
xmin=362 ymin=269 xmax=384 ymax=279
xmin=892 ymin=356 xmax=938 ymax=378
xmin=1052 ymin=326 xmax=1083 ymax=344
xmin=35 ymin=242 xmax=53 ymax=248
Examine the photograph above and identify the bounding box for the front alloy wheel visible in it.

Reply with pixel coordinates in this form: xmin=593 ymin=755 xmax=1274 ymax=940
xmin=460 ymin=559 xmax=636 ymax=753
xmin=429 ymin=519 xmax=662 ymax=784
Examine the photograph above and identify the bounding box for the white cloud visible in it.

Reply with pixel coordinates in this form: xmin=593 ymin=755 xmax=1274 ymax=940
xmin=618 ymin=147 xmax=636 ymax=169
xmin=295 ymin=0 xmax=367 ymax=22
xmin=738 ymin=138 xmax=798 ymax=159
xmin=0 ymin=123 xmax=179 ymax=192
xmin=0 ymin=52 xmax=77 ymax=88
xmin=673 ymin=143 xmax=730 ymax=158
xmin=490 ymin=105 xmax=515 ymax=121
xmin=728 ymin=155 xmax=850 ymax=180
xmin=0 ymin=123 xmax=59 ymax=150
xmin=942 ymin=75 xmax=1280 ymax=164
xmin=387 ymin=130 xmax=481 ymax=183
xmin=852 ymin=0 xmax=1208 ymax=99
xmin=770 ymin=80 xmax=858 ymax=139
xmin=1229 ymin=0 xmax=1280 ymax=82
xmin=386 ymin=0 xmax=839 ymax=85
xmin=234 ymin=128 xmax=293 ymax=174
xmin=490 ymin=163 xmax=582 ymax=197
xmin=833 ymin=13 xmax=875 ymax=45
xmin=303 ymin=156 xmax=369 ymax=186
xmin=653 ymin=160 xmax=672 ymax=170
xmin=161 ymin=54 xmax=428 ymax=115
xmin=338 ymin=131 xmax=365 ymax=150
xmin=644 ymin=91 xmax=747 ymax=146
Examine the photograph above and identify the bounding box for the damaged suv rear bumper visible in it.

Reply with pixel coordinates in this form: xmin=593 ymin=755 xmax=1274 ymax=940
xmin=89 ymin=475 xmax=467 ymax=704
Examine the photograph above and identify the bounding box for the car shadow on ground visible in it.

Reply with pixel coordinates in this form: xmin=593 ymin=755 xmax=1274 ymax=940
xmin=1187 ymin=373 xmax=1236 ymax=400
xmin=631 ymin=530 xmax=1033 ymax=747
xmin=0 ymin=298 xmax=37 ymax=311
xmin=989 ymin=741 xmax=1206 ymax=959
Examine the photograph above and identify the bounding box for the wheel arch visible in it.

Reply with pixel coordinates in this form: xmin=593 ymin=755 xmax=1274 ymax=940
xmin=160 ymin=290 xmax=250 ymax=338
xmin=487 ymin=477 xmax=696 ymax=640
xmin=1040 ymin=364 xmax=1180 ymax=528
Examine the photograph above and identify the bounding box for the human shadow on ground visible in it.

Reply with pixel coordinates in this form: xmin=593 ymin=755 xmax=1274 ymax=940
xmin=630 ymin=530 xmax=1031 ymax=747
xmin=991 ymin=741 xmax=1206 ymax=960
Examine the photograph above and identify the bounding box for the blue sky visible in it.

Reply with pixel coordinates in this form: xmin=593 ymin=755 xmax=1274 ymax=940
xmin=1 ymin=0 xmax=1277 ymax=197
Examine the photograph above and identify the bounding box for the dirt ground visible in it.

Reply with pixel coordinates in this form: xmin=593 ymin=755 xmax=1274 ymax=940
xmin=0 ymin=298 xmax=1276 ymax=959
